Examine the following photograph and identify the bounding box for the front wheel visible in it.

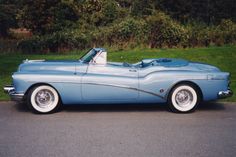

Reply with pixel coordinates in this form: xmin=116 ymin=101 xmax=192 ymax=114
xmin=168 ymin=84 xmax=199 ymax=113
xmin=27 ymin=85 xmax=60 ymax=114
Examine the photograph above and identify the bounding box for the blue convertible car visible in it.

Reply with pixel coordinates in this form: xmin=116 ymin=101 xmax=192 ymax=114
xmin=4 ymin=48 xmax=233 ymax=113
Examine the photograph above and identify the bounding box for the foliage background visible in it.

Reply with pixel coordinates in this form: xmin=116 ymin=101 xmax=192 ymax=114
xmin=0 ymin=0 xmax=236 ymax=53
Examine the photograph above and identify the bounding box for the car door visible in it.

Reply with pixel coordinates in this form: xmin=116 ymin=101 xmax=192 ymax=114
xmin=81 ymin=63 xmax=139 ymax=101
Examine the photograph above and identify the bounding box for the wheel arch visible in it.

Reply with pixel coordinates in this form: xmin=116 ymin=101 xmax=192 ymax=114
xmin=24 ymin=82 xmax=62 ymax=101
xmin=166 ymin=80 xmax=203 ymax=102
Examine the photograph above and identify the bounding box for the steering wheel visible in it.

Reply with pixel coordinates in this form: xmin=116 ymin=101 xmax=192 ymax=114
xmin=123 ymin=62 xmax=131 ymax=67
xmin=141 ymin=61 xmax=144 ymax=68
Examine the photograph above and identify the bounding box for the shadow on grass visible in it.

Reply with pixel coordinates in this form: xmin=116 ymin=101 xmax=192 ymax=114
xmin=14 ymin=101 xmax=226 ymax=113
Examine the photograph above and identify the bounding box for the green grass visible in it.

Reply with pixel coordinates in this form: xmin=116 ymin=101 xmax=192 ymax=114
xmin=0 ymin=45 xmax=236 ymax=101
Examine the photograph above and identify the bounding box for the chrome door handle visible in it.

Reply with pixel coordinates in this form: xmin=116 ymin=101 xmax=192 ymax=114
xmin=129 ymin=69 xmax=137 ymax=72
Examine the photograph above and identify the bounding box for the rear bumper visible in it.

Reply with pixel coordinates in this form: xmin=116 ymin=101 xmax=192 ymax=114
xmin=218 ymin=90 xmax=233 ymax=99
xmin=3 ymin=85 xmax=24 ymax=101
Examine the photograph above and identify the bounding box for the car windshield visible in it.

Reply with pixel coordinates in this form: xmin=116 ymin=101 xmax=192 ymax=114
xmin=80 ymin=49 xmax=97 ymax=63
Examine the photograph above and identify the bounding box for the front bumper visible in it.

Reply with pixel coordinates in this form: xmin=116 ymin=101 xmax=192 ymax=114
xmin=3 ymin=85 xmax=24 ymax=101
xmin=218 ymin=90 xmax=233 ymax=99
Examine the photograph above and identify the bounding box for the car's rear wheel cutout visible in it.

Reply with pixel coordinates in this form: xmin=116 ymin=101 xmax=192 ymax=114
xmin=28 ymin=85 xmax=60 ymax=113
xmin=168 ymin=84 xmax=199 ymax=113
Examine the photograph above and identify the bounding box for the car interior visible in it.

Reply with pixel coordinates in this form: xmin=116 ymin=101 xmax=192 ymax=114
xmin=90 ymin=49 xmax=173 ymax=69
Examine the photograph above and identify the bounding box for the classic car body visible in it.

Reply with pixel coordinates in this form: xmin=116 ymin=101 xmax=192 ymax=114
xmin=4 ymin=48 xmax=233 ymax=113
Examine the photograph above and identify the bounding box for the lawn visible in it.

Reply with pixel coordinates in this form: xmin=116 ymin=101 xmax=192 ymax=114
xmin=0 ymin=45 xmax=235 ymax=101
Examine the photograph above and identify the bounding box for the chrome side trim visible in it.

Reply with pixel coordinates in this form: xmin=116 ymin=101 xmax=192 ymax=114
xmin=218 ymin=90 xmax=233 ymax=99
xmin=84 ymin=82 xmax=165 ymax=99
xmin=26 ymin=81 xmax=165 ymax=99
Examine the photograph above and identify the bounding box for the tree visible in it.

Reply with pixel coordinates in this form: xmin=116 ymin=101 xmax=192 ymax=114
xmin=156 ymin=0 xmax=236 ymax=24
xmin=131 ymin=0 xmax=153 ymax=17
xmin=18 ymin=0 xmax=78 ymax=35
xmin=115 ymin=0 xmax=132 ymax=8
xmin=72 ymin=0 xmax=119 ymax=27
xmin=92 ymin=0 xmax=119 ymax=26
xmin=0 ymin=0 xmax=18 ymax=37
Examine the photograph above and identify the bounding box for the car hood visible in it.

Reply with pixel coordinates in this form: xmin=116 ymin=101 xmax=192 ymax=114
xmin=17 ymin=59 xmax=80 ymax=73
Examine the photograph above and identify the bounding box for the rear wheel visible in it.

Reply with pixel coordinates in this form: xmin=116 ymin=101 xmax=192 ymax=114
xmin=168 ymin=84 xmax=199 ymax=113
xmin=27 ymin=85 xmax=60 ymax=114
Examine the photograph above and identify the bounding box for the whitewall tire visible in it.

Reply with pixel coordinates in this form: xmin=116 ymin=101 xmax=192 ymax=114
xmin=168 ymin=84 xmax=199 ymax=113
xmin=27 ymin=85 xmax=60 ymax=113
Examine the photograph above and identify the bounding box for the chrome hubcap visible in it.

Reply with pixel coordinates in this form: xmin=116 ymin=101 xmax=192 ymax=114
xmin=35 ymin=89 xmax=54 ymax=108
xmin=175 ymin=89 xmax=193 ymax=107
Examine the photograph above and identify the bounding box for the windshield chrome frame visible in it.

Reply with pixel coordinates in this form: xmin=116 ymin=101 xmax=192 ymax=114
xmin=79 ymin=48 xmax=98 ymax=63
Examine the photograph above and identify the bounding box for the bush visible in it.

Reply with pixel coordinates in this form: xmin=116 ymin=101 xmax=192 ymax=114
xmin=17 ymin=14 xmax=236 ymax=53
xmin=18 ymin=31 xmax=91 ymax=53
xmin=186 ymin=19 xmax=236 ymax=47
xmin=0 ymin=39 xmax=19 ymax=54
xmin=145 ymin=12 xmax=188 ymax=48
xmin=89 ymin=17 xmax=147 ymax=48
xmin=117 ymin=18 xmax=146 ymax=40
xmin=214 ymin=19 xmax=236 ymax=45
xmin=185 ymin=22 xmax=211 ymax=47
xmin=17 ymin=36 xmax=43 ymax=54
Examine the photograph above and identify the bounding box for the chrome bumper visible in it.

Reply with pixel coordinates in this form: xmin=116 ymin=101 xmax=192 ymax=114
xmin=3 ymin=85 xmax=24 ymax=101
xmin=218 ymin=90 xmax=233 ymax=99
